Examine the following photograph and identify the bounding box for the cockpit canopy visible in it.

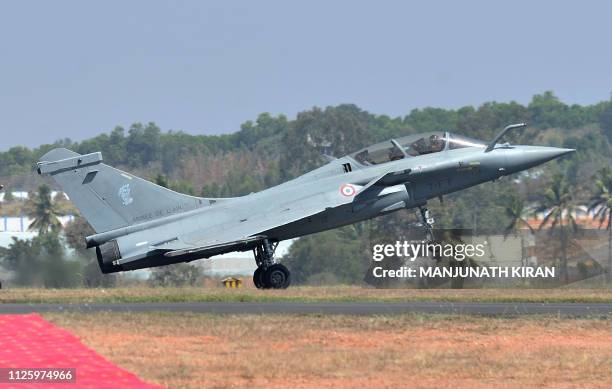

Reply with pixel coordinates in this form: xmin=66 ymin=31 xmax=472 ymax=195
xmin=350 ymin=132 xmax=485 ymax=166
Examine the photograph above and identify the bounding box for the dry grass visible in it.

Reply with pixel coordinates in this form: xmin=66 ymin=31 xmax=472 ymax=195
xmin=2 ymin=286 xmax=612 ymax=304
xmin=45 ymin=313 xmax=612 ymax=389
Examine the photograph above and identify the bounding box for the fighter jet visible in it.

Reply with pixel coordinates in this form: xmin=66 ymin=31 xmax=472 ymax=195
xmin=37 ymin=123 xmax=573 ymax=288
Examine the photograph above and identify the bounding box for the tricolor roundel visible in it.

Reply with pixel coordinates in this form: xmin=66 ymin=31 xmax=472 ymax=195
xmin=340 ymin=184 xmax=357 ymax=197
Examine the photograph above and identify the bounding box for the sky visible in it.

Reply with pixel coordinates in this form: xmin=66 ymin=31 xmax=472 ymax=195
xmin=0 ymin=0 xmax=611 ymax=150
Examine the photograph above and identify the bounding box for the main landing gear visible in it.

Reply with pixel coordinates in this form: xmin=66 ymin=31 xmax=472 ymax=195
xmin=252 ymin=239 xmax=291 ymax=289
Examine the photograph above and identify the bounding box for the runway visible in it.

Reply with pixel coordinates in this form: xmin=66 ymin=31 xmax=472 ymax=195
xmin=1 ymin=301 xmax=611 ymax=316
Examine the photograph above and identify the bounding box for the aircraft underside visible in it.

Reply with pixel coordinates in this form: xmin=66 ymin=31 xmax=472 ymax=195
xmin=37 ymin=124 xmax=574 ymax=289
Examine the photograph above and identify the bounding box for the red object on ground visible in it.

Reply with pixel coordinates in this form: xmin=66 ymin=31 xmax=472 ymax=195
xmin=0 ymin=314 xmax=162 ymax=388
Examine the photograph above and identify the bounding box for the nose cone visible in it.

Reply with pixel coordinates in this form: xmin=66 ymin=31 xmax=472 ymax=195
xmin=504 ymin=146 xmax=575 ymax=174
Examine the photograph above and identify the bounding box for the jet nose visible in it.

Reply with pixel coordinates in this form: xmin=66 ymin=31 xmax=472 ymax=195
xmin=525 ymin=146 xmax=575 ymax=162
xmin=504 ymin=146 xmax=575 ymax=174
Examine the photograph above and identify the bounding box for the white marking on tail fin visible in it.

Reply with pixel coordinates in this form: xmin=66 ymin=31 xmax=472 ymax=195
xmin=118 ymin=184 xmax=133 ymax=206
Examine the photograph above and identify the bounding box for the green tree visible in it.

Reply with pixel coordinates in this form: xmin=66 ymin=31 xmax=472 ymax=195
xmin=535 ymin=174 xmax=580 ymax=284
xmin=0 ymin=233 xmax=80 ymax=287
xmin=171 ymin=180 xmax=195 ymax=196
xmin=403 ymin=107 xmax=457 ymax=134
xmin=438 ymin=229 xmax=480 ymax=289
xmin=37 ymin=232 xmax=81 ymax=288
xmin=600 ymin=98 xmax=612 ymax=141
xmin=201 ymin=182 xmax=224 ymax=198
xmin=155 ymin=173 xmax=195 ymax=195
xmin=3 ymin=187 xmax=14 ymax=202
xmin=283 ymin=229 xmax=365 ymax=285
xmin=528 ymin=91 xmax=568 ymax=129
xmin=126 ymin=122 xmax=162 ymax=167
xmin=148 ymin=263 xmax=202 ymax=287
xmin=280 ymin=105 xmax=374 ymax=179
xmin=25 ymin=184 xmax=63 ymax=234
xmin=504 ymin=195 xmax=535 ymax=266
xmin=154 ymin=174 xmax=169 ymax=188
xmin=0 ymin=237 xmax=43 ymax=285
xmin=64 ymin=217 xmax=117 ymax=287
xmin=588 ymin=167 xmax=612 ymax=283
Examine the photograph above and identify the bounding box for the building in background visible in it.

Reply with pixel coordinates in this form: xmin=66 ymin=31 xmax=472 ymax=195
xmin=0 ymin=191 xmax=69 ymax=203
xmin=0 ymin=215 xmax=75 ymax=248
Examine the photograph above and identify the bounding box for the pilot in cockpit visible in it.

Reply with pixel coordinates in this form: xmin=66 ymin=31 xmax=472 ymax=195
xmin=354 ymin=149 xmax=373 ymax=165
xmin=411 ymin=134 xmax=445 ymax=155
xmin=388 ymin=148 xmax=404 ymax=161
xmin=429 ymin=134 xmax=445 ymax=152
xmin=411 ymin=137 xmax=428 ymax=155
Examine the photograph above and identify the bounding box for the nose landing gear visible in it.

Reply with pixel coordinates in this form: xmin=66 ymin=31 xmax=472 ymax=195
xmin=253 ymin=239 xmax=291 ymax=289
xmin=418 ymin=206 xmax=435 ymax=242
xmin=417 ymin=205 xmax=444 ymax=261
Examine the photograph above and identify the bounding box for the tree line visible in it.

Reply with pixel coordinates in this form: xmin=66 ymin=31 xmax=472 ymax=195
xmin=1 ymin=91 xmax=612 ymax=287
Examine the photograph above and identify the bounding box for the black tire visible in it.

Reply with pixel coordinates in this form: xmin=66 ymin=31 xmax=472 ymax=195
xmin=253 ymin=267 xmax=266 ymax=289
xmin=263 ymin=264 xmax=291 ymax=289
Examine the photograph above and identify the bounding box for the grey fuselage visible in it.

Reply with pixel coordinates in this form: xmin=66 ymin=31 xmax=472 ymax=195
xmin=101 ymin=142 xmax=571 ymax=271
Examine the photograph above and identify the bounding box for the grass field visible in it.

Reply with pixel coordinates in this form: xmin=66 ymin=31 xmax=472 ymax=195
xmin=46 ymin=312 xmax=612 ymax=389
xmin=2 ymin=286 xmax=612 ymax=304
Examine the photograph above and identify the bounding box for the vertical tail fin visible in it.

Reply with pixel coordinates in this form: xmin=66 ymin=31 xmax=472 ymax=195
xmin=38 ymin=148 xmax=212 ymax=233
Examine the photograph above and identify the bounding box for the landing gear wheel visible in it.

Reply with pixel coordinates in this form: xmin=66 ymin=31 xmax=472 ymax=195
xmin=264 ymin=264 xmax=291 ymax=289
xmin=253 ymin=267 xmax=266 ymax=289
xmin=252 ymin=239 xmax=291 ymax=289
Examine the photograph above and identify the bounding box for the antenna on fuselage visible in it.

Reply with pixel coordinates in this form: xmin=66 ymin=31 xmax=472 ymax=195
xmin=484 ymin=123 xmax=527 ymax=152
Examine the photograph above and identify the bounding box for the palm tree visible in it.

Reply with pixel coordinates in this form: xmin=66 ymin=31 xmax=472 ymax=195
xmin=25 ymin=184 xmax=63 ymax=234
xmin=504 ymin=195 xmax=535 ymax=267
xmin=535 ymin=174 xmax=580 ymax=284
xmin=588 ymin=168 xmax=612 ymax=283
